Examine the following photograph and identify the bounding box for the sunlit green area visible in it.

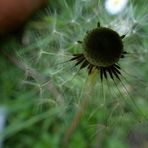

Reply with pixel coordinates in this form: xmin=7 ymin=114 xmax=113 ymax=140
xmin=0 ymin=0 xmax=148 ymax=147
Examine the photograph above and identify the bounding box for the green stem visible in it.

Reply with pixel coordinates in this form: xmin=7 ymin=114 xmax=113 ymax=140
xmin=63 ymin=69 xmax=98 ymax=146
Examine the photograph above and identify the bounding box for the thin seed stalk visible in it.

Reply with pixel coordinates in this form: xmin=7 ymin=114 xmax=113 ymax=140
xmin=63 ymin=68 xmax=98 ymax=146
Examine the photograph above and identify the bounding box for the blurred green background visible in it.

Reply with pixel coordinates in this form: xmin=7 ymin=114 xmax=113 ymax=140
xmin=0 ymin=0 xmax=148 ymax=147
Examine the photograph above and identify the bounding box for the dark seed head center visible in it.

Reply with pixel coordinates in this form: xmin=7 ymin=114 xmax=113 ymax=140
xmin=83 ymin=27 xmax=123 ymax=67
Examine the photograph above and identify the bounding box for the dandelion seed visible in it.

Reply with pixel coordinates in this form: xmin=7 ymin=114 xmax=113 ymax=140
xmin=105 ymin=0 xmax=128 ymax=15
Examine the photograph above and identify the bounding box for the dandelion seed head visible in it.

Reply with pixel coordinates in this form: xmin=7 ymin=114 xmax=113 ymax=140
xmin=105 ymin=0 xmax=128 ymax=15
xmin=15 ymin=1 xmax=148 ymax=144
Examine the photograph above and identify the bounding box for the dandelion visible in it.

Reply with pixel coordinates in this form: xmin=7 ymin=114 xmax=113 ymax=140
xmin=10 ymin=0 xmax=147 ymax=147
xmin=66 ymin=10 xmax=147 ymax=145
xmin=105 ymin=0 xmax=128 ymax=15
xmin=70 ymin=22 xmax=126 ymax=81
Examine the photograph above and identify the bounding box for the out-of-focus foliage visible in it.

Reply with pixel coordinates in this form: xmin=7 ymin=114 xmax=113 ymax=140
xmin=0 ymin=0 xmax=148 ymax=147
